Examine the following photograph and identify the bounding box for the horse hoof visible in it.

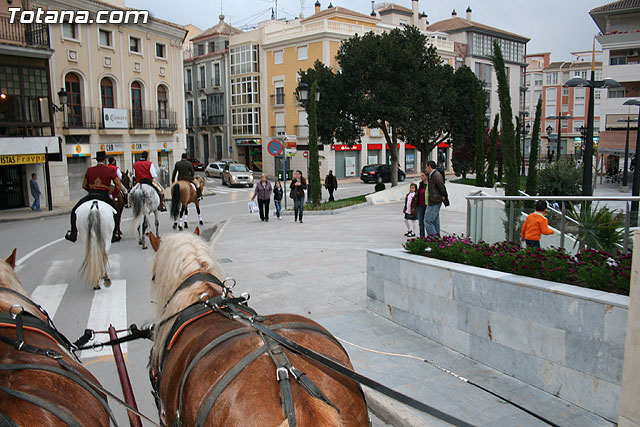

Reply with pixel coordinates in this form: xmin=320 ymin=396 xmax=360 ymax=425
xmin=184 ymin=223 xmax=189 ymax=229
xmin=178 ymin=227 xmax=183 ymax=231
xmin=173 ymin=224 xmax=177 ymax=230
xmin=138 ymin=241 xmax=142 ymax=245
xmin=199 ymin=220 xmax=204 ymax=225
xmin=142 ymin=245 xmax=148 ymax=250
xmin=93 ymin=284 xmax=101 ymax=290
xmin=104 ymin=278 xmax=111 ymax=288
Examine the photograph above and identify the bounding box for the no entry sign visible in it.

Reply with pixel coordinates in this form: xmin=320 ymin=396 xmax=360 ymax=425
xmin=267 ymin=139 xmax=283 ymax=156
xmin=303 ymin=151 xmax=308 ymax=158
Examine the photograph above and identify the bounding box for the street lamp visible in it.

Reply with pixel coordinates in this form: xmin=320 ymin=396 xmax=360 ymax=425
xmin=618 ymin=114 xmax=638 ymax=188
xmin=546 ymin=114 xmax=573 ymax=162
xmin=297 ymin=81 xmax=321 ymax=205
xmin=624 ymin=99 xmax=640 ymax=226
xmin=52 ymin=89 xmax=68 ymax=112
xmin=521 ymin=121 xmax=531 ymax=175
xmin=564 ymin=74 xmax=620 ymax=196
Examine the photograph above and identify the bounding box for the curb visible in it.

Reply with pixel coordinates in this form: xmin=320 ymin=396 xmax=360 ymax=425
xmin=0 ymin=207 xmax=73 ymax=223
xmin=364 ymin=387 xmax=433 ymax=427
xmin=281 ymin=201 xmax=372 ymax=216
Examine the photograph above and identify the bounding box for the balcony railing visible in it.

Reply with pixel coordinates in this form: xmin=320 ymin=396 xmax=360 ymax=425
xmin=63 ymin=106 xmax=96 ymax=129
xmin=271 ymin=125 xmax=286 ymax=136
xmin=0 ymin=16 xmax=49 ymax=48
xmin=211 ymin=79 xmax=221 ymax=89
xmin=270 ymin=93 xmax=285 ymax=106
xmin=294 ymin=124 xmax=308 ymax=137
xmin=186 ymin=116 xmax=195 ymax=127
xmin=156 ymin=111 xmax=177 ymax=131
xmin=129 ymin=109 xmax=155 ymax=129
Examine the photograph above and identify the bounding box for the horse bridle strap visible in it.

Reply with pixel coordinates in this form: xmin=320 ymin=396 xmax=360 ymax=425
xmin=0 ymin=385 xmax=82 ymax=427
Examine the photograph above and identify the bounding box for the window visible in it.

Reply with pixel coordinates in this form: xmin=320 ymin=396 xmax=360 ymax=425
xmin=608 ymin=88 xmax=626 ymax=98
xmin=199 ymin=66 xmax=206 ymax=89
xmin=200 ymin=99 xmax=207 ymax=119
xmin=129 ymin=36 xmax=141 ymax=53
xmin=98 ymin=29 xmax=112 ymax=47
xmin=563 ymin=88 xmax=569 ymax=96
xmin=155 ymin=43 xmax=166 ymax=59
xmin=474 ymin=62 xmax=492 ymax=87
xmin=595 ymin=89 xmax=602 ymax=100
xmin=274 ymin=84 xmax=284 ymax=105
xmin=213 ymin=63 xmax=220 ymax=87
xmin=131 ymin=81 xmax=143 ymax=127
xmin=546 ymin=72 xmax=558 ymax=85
xmin=471 ymin=33 xmax=525 ymax=63
xmin=208 ymin=41 xmax=216 ymax=53
xmin=65 ymin=73 xmax=82 ymax=126
xmin=275 ymin=112 xmax=285 ymax=136
xmin=100 ymin=78 xmax=114 ymax=108
xmin=574 ymin=70 xmax=588 ymax=79
xmin=232 ymin=107 xmax=260 ymax=135
xmin=574 ymin=104 xmax=585 ymax=116
xmin=297 ymin=46 xmax=308 ymax=61
xmin=0 ymin=66 xmax=52 ymax=136
xmin=298 ymin=111 xmax=308 ymax=137
xmin=230 ymin=45 xmax=258 ymax=75
xmin=208 ymin=93 xmax=224 ymax=124
xmin=157 ymin=85 xmax=168 ymax=120
xmin=610 ymin=56 xmax=627 ymax=66
xmin=185 ymin=69 xmax=192 ymax=91
xmin=62 ymin=23 xmax=78 ymax=40
xmin=231 ymin=76 xmax=259 ymax=105
xmin=574 ymin=87 xmax=585 ymax=101
xmin=186 ymin=101 xmax=193 ymax=125
xmin=274 ymin=50 xmax=283 ymax=64
xmin=573 ymin=120 xmax=584 ymax=132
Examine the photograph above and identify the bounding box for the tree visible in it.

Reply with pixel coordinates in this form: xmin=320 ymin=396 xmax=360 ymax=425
xmin=525 ymin=97 xmax=543 ymax=202
xmin=491 ymin=42 xmax=518 ymax=196
xmin=474 ymin=91 xmax=486 ymax=187
xmin=308 ymin=82 xmax=322 ymax=205
xmin=486 ymin=114 xmax=499 ymax=187
xmin=451 ymin=141 xmax=475 ymax=179
xmin=515 ymin=115 xmax=521 ymax=180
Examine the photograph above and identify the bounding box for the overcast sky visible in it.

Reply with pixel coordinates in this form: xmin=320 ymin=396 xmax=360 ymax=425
xmin=128 ymin=0 xmax=609 ymax=62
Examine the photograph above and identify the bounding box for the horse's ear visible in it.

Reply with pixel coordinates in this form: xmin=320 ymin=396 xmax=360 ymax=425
xmin=149 ymin=232 xmax=161 ymax=252
xmin=5 ymin=248 xmax=17 ymax=269
xmin=194 ymin=227 xmax=200 ymax=236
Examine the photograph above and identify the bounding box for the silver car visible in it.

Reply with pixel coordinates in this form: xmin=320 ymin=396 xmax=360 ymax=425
xmin=205 ymin=162 xmax=225 ymax=178
xmin=222 ymin=163 xmax=254 ymax=187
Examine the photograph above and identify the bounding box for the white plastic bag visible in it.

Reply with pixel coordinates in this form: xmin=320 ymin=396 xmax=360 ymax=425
xmin=248 ymin=200 xmax=259 ymax=214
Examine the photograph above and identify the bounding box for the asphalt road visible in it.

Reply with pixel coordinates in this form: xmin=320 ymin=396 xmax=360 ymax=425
xmin=0 ymin=175 xmax=382 ymax=426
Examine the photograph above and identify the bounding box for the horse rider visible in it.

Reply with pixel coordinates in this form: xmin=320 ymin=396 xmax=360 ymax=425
xmin=172 ymin=152 xmax=202 ymax=199
xmin=65 ymin=150 xmax=126 ymax=243
xmin=133 ymin=151 xmax=167 ymax=211
xmin=107 ymin=156 xmax=126 ymax=202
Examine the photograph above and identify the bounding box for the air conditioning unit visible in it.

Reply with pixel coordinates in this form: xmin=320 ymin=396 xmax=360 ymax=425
xmin=627 ymin=49 xmax=638 ymax=56
xmin=158 ymin=118 xmax=169 ymax=128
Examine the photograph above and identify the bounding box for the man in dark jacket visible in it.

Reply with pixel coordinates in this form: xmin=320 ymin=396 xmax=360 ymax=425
xmin=172 ymin=153 xmax=201 ymax=199
xmin=324 ymin=170 xmax=338 ymax=201
xmin=425 ymin=160 xmax=448 ymax=236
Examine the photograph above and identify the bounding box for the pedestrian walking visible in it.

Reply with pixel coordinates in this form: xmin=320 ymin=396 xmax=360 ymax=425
xmin=30 ymin=173 xmax=41 ymax=211
xmin=425 ymin=160 xmax=448 ymax=236
xmin=290 ymin=170 xmax=307 ymax=223
xmin=273 ymin=180 xmax=283 ymax=219
xmin=324 ymin=170 xmax=338 ymax=202
xmin=403 ymin=183 xmax=418 ymax=237
xmin=520 ymin=200 xmax=554 ymax=248
xmin=417 ymin=171 xmax=429 ymax=238
xmin=251 ymin=173 xmax=273 ymax=222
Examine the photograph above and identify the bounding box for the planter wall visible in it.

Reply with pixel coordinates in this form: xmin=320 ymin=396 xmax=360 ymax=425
xmin=367 ymin=248 xmax=630 ymax=422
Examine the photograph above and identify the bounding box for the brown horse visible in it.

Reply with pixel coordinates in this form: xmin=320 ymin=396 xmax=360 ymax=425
xmin=170 ymin=176 xmax=205 ymax=230
xmin=0 ymin=250 xmax=113 ymax=426
xmin=147 ymin=231 xmax=369 ymax=427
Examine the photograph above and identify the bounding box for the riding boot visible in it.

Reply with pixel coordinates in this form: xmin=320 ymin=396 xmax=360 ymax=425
xmin=197 ymin=187 xmax=202 ymax=200
xmin=65 ymin=211 xmax=78 ymax=242
xmin=158 ymin=192 xmax=167 ymax=212
xmin=112 ymin=211 xmax=122 ymax=243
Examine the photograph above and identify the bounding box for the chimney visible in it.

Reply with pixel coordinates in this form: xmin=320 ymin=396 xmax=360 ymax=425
xmin=412 ymin=0 xmax=419 ymax=27
xmin=451 ymin=9 xmax=457 ymax=17
xmin=370 ymin=1 xmax=376 ymax=17
xmin=466 ymin=6 xmax=472 ymax=20
xmin=315 ymin=0 xmax=321 ymax=14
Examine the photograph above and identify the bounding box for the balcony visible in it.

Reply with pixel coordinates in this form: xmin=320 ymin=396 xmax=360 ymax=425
xmin=186 ymin=116 xmax=195 ymax=127
xmin=294 ymin=124 xmax=308 ymax=137
xmin=63 ymin=106 xmax=96 ymax=129
xmin=129 ymin=109 xmax=156 ymax=129
xmin=271 ymin=126 xmax=286 ymax=137
xmin=270 ymin=93 xmax=285 ymax=107
xmin=156 ymin=111 xmax=178 ymax=131
xmin=211 ymin=79 xmax=222 ymax=90
xmin=0 ymin=15 xmax=49 ymax=48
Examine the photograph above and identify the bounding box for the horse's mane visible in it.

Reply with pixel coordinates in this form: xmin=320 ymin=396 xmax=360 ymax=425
xmin=150 ymin=232 xmax=226 ymax=370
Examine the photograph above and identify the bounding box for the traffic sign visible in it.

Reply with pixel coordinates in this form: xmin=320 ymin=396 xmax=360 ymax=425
xmin=303 ymin=151 xmax=308 ymax=158
xmin=267 ymin=139 xmax=283 ymax=156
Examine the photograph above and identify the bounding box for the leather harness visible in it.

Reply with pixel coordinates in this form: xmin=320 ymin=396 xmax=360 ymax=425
xmin=0 ymin=289 xmax=119 ymax=427
xmin=151 ymin=272 xmax=346 ymax=427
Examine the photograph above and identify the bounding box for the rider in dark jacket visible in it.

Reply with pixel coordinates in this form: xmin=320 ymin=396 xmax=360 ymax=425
xmin=172 ymin=153 xmax=201 ymax=199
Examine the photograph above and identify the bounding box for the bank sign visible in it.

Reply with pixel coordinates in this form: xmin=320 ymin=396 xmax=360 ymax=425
xmin=0 ymin=154 xmax=45 ymax=165
xmin=103 ymin=108 xmax=128 ymax=129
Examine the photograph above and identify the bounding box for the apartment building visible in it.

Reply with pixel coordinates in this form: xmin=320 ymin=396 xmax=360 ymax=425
xmin=184 ymin=15 xmax=240 ymax=165
xmin=541 ymin=54 xmax=603 ymax=160
xmin=523 ymin=53 xmax=549 ymax=161
xmin=591 ymin=0 xmax=640 ymax=172
xmin=0 ymin=0 xmax=60 ymax=210
xmin=41 ymin=0 xmax=186 ymax=201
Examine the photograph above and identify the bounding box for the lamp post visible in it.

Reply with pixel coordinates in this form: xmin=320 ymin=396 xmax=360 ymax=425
xmin=297 ymin=81 xmax=321 ymax=205
xmin=546 ymin=125 xmax=553 ymax=162
xmin=564 ymin=74 xmax=620 ymax=196
xmin=624 ymin=99 xmax=640 ymax=226
xmin=521 ymin=121 xmax=531 ymax=175
xmin=545 ymin=114 xmax=573 ymax=162
xmin=618 ymin=113 xmax=638 ymax=188
xmin=52 ymin=89 xmax=68 ymax=112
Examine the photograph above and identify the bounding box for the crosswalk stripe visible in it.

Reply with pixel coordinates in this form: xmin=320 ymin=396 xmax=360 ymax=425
xmin=31 ymin=284 xmax=67 ymax=320
xmin=80 ymin=280 xmax=127 ymax=359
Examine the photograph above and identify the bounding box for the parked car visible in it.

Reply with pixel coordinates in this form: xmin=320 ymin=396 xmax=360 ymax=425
xmin=186 ymin=157 xmax=205 ymax=171
xmin=222 ymin=163 xmax=254 ymax=187
xmin=360 ymin=164 xmax=406 ymax=183
xmin=205 ymin=162 xmax=226 ymax=178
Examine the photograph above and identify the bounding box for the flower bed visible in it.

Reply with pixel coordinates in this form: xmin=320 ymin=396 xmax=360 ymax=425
xmin=403 ymin=235 xmax=631 ymax=295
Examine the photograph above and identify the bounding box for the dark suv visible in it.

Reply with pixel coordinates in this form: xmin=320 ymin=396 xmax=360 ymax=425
xmin=186 ymin=157 xmax=205 ymax=171
xmin=360 ymin=164 xmax=406 ymax=183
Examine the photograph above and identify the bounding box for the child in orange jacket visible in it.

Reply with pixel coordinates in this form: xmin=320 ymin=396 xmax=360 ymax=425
xmin=520 ymin=200 xmax=554 ymax=248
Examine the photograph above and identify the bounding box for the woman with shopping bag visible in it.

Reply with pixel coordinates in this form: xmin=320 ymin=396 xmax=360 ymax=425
xmin=251 ymin=173 xmax=273 ymax=222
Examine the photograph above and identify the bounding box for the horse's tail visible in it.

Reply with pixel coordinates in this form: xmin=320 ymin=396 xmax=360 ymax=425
xmin=80 ymin=204 xmax=108 ymax=287
xmin=129 ymin=187 xmax=144 ymax=237
xmin=170 ymin=182 xmax=181 ymax=220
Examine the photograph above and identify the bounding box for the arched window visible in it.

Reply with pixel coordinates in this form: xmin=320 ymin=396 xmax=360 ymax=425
xmin=65 ymin=73 xmax=82 ymax=126
xmin=131 ymin=81 xmax=142 ymax=127
xmin=157 ymin=85 xmax=167 ymax=120
xmin=100 ymin=78 xmax=114 ymax=108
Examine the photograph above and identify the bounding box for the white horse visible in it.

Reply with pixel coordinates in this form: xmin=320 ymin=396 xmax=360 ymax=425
xmin=129 ymin=183 xmax=160 ymax=250
xmin=76 ymin=200 xmax=115 ymax=290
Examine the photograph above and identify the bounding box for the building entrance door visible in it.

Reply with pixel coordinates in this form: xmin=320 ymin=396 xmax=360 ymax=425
xmin=0 ymin=165 xmax=25 ymax=210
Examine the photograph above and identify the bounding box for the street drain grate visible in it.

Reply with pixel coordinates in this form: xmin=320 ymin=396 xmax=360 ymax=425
xmin=266 ymin=271 xmax=293 ymax=280
xmin=219 ymin=258 xmax=233 ymax=264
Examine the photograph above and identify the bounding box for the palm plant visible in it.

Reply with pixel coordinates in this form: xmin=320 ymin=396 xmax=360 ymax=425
xmin=569 ymin=204 xmax=624 ymax=253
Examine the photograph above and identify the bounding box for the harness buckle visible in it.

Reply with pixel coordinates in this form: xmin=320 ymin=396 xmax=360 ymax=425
xmin=276 ymin=366 xmax=289 ymax=381
xmin=9 ymin=304 xmax=23 ymax=320
xmin=45 ymin=349 xmax=63 ymax=359
xmin=15 ymin=340 xmax=24 ymax=351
